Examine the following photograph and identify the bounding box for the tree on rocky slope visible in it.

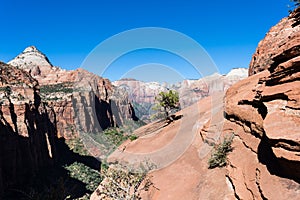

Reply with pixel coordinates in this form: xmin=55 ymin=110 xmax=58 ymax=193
xmin=154 ymin=90 xmax=180 ymax=121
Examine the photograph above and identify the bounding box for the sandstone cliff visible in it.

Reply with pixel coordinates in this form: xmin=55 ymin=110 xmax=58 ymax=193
xmin=224 ymin=7 xmax=300 ymax=199
xmin=8 ymin=46 xmax=136 ymax=138
xmin=0 ymin=62 xmax=57 ymax=196
xmin=0 ymin=46 xmax=137 ymax=198
xmin=249 ymin=7 xmax=300 ymax=75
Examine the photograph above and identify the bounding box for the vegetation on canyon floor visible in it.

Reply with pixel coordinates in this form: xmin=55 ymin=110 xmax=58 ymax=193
xmin=90 ymin=120 xmax=143 ymax=153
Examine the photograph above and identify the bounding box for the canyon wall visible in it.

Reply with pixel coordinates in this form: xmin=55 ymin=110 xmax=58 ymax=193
xmin=8 ymin=46 xmax=136 ymax=138
xmin=0 ymin=47 xmax=137 ymax=196
xmin=224 ymin=7 xmax=300 ymax=199
xmin=0 ymin=62 xmax=57 ymax=196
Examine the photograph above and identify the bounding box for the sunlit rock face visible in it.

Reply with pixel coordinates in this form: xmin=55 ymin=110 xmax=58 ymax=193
xmin=224 ymin=7 xmax=300 ymax=199
xmin=249 ymin=7 xmax=300 ymax=76
xmin=7 ymin=46 xmax=136 ymax=138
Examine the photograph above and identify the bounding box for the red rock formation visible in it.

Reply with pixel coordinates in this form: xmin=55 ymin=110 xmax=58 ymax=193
xmin=91 ymin=93 xmax=235 ymax=200
xmin=224 ymin=7 xmax=300 ymax=199
xmin=91 ymin=8 xmax=300 ymax=199
xmin=0 ymin=62 xmax=57 ymax=196
xmin=114 ymin=69 xmax=247 ymax=107
xmin=8 ymin=47 xmax=136 ymax=138
xmin=249 ymin=7 xmax=300 ymax=75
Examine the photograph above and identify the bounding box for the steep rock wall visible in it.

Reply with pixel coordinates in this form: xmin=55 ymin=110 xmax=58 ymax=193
xmin=249 ymin=7 xmax=300 ymax=75
xmin=8 ymin=47 xmax=136 ymax=138
xmin=0 ymin=62 xmax=57 ymax=196
xmin=224 ymin=7 xmax=300 ymax=199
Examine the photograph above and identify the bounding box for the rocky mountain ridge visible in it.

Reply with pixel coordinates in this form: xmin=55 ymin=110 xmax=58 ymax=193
xmin=7 ymin=46 xmax=136 ymax=138
xmin=0 ymin=46 xmax=137 ymax=197
xmin=113 ymin=68 xmax=248 ymax=121
xmin=113 ymin=68 xmax=248 ymax=104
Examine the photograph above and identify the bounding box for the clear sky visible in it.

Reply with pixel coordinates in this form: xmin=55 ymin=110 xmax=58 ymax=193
xmin=0 ymin=0 xmax=291 ymax=82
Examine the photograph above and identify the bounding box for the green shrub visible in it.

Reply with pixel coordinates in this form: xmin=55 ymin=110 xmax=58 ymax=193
xmin=64 ymin=162 xmax=102 ymax=192
xmin=97 ymin=163 xmax=154 ymax=199
xmin=154 ymin=90 xmax=180 ymax=120
xmin=103 ymin=128 xmax=128 ymax=146
xmin=40 ymin=82 xmax=73 ymax=94
xmin=65 ymin=137 xmax=89 ymax=156
xmin=208 ymin=134 xmax=234 ymax=169
xmin=64 ymin=137 xmax=101 ymax=193
xmin=129 ymin=134 xmax=138 ymax=141
xmin=93 ymin=126 xmax=140 ymax=149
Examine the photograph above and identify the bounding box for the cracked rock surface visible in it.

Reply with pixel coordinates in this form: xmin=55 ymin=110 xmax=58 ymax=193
xmin=224 ymin=7 xmax=300 ymax=199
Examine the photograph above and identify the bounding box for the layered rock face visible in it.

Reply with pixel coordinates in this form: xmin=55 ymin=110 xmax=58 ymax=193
xmin=177 ymin=69 xmax=248 ymax=107
xmin=114 ymin=69 xmax=247 ymax=106
xmin=8 ymin=47 xmax=136 ymax=138
xmin=224 ymin=7 xmax=300 ymax=199
xmin=113 ymin=68 xmax=247 ymax=121
xmin=0 ymin=47 xmax=137 ymax=197
xmin=8 ymin=46 xmax=74 ymax=85
xmin=0 ymin=62 xmax=57 ymax=196
xmin=249 ymin=7 xmax=300 ymax=75
xmin=91 ymin=93 xmax=235 ymax=200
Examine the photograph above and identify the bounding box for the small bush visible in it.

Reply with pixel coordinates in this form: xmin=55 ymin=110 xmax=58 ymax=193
xmin=65 ymin=137 xmax=89 ymax=156
xmin=93 ymin=126 xmax=140 ymax=149
xmin=97 ymin=162 xmax=155 ymax=199
xmin=208 ymin=134 xmax=234 ymax=169
xmin=103 ymin=128 xmax=128 ymax=146
xmin=129 ymin=134 xmax=138 ymax=141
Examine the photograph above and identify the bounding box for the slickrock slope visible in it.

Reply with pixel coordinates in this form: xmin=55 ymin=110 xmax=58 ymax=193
xmin=91 ymin=93 xmax=236 ymax=200
xmin=0 ymin=62 xmax=57 ymax=196
xmin=9 ymin=46 xmax=136 ymax=138
xmin=223 ymin=7 xmax=300 ymax=199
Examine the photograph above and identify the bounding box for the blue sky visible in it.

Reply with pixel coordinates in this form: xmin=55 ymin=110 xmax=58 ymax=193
xmin=0 ymin=0 xmax=291 ymax=82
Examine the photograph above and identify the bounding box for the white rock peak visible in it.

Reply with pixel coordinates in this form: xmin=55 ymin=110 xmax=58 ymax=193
xmin=23 ymin=46 xmax=39 ymax=53
xmin=8 ymin=46 xmax=53 ymax=68
xmin=226 ymin=68 xmax=248 ymax=77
